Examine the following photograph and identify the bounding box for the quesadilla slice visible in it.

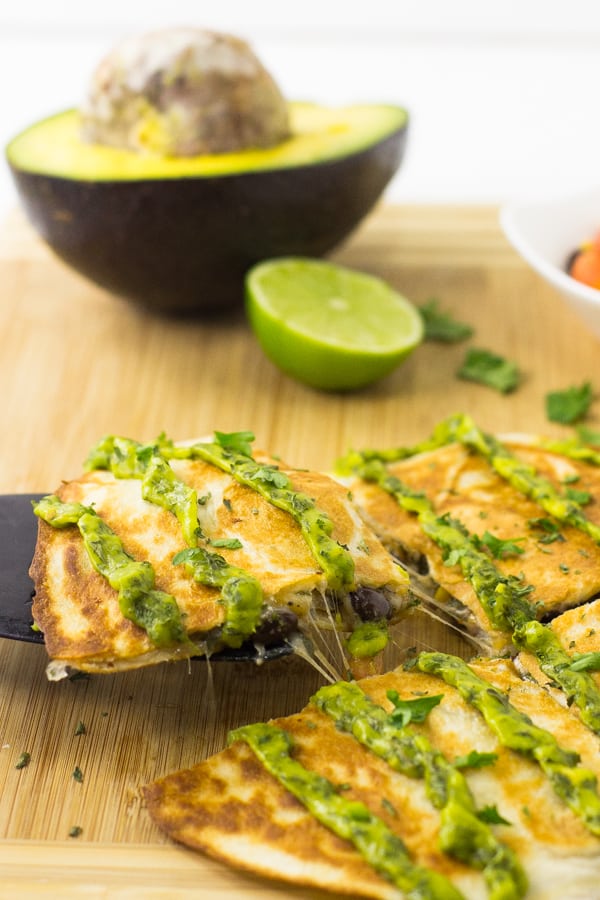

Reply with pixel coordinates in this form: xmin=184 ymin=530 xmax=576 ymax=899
xmin=144 ymin=654 xmax=600 ymax=899
xmin=29 ymin=431 xmax=410 ymax=678
xmin=339 ymin=415 xmax=600 ymax=656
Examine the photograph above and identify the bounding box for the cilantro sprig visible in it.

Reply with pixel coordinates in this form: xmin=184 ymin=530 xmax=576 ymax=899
xmin=457 ymin=348 xmax=521 ymax=394
xmin=546 ymin=382 xmax=593 ymax=425
xmin=419 ymin=299 xmax=474 ymax=343
xmin=386 ymin=690 xmax=443 ymax=727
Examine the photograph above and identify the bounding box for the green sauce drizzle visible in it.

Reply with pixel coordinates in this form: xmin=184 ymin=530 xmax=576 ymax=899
xmin=86 ymin=436 xmax=199 ymax=547
xmin=444 ymin=414 xmax=600 ymax=546
xmin=346 ymin=620 xmax=389 ymax=660
xmin=229 ymin=722 xmax=465 ymax=900
xmin=33 ymin=495 xmax=188 ymax=647
xmin=344 ymin=457 xmax=537 ymax=633
xmin=165 ymin=438 xmax=355 ymax=592
xmin=86 ymin=435 xmax=265 ymax=646
xmin=173 ymin=547 xmax=263 ymax=649
xmin=512 ymin=620 xmax=600 ymax=734
xmin=417 ymin=653 xmax=600 ymax=837
xmin=312 ymin=681 xmax=526 ymax=900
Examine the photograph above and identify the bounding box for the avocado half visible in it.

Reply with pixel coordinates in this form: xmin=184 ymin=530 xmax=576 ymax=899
xmin=6 ymin=103 xmax=408 ymax=315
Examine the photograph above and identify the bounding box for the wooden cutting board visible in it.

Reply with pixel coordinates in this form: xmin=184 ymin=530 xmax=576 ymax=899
xmin=0 ymin=204 xmax=598 ymax=898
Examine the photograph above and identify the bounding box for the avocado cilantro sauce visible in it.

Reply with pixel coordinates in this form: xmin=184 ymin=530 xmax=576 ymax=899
xmin=312 ymin=681 xmax=527 ymax=900
xmin=32 ymin=495 xmax=189 ymax=647
xmin=417 ymin=653 xmax=600 ymax=837
xmin=161 ymin=433 xmax=356 ymax=592
xmin=172 ymin=547 xmax=263 ymax=649
xmin=228 ymin=722 xmax=465 ymax=900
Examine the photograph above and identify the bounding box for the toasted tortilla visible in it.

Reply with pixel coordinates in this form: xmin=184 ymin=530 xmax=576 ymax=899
xmin=144 ymin=658 xmax=600 ymax=899
xmin=30 ymin=454 xmax=409 ymax=676
xmin=344 ymin=437 xmax=600 ymax=654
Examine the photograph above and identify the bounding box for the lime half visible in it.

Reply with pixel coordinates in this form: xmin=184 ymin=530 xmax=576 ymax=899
xmin=245 ymin=258 xmax=423 ymax=391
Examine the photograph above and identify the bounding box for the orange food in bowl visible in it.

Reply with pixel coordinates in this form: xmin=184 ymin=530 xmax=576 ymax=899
xmin=569 ymin=232 xmax=600 ymax=289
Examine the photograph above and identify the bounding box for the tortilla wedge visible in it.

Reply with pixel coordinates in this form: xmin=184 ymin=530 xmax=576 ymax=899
xmin=144 ymin=657 xmax=600 ymax=899
xmin=29 ymin=436 xmax=410 ymax=678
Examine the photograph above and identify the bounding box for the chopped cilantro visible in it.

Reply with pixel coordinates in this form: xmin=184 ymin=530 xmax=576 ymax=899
xmin=72 ymin=766 xmax=84 ymax=783
xmin=453 ymin=750 xmax=498 ymax=770
xmin=564 ymin=487 xmax=592 ymax=505
xmin=222 ymin=497 xmax=233 ymax=512
xmin=559 ymin=563 xmax=570 ymax=574
xmin=528 ymin=517 xmax=564 ymax=544
xmin=546 ymin=382 xmax=593 ymax=424
xmin=386 ymin=690 xmax=443 ymax=727
xmin=476 ymin=804 xmax=511 ymax=825
xmin=74 ymin=721 xmax=86 ymax=736
xmin=209 ymin=537 xmax=243 ymax=550
xmin=569 ymin=652 xmax=600 ymax=672
xmin=381 ymin=797 xmax=398 ymax=817
xmin=457 ymin=348 xmax=520 ymax=394
xmin=68 ymin=825 xmax=83 ymax=838
xmin=15 ymin=752 xmax=31 ymax=770
xmin=214 ymin=430 xmax=255 ymax=457
xmin=419 ymin=299 xmax=474 ymax=342
xmin=476 ymin=530 xmax=525 ymax=559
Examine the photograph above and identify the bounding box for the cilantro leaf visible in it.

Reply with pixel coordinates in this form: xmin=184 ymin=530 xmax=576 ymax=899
xmin=546 ymin=382 xmax=593 ymax=425
xmin=569 ymin=652 xmax=600 ymax=672
xmin=209 ymin=538 xmax=243 ymax=550
xmin=477 ymin=804 xmax=511 ymax=825
xmin=564 ymin=487 xmax=592 ymax=505
xmin=386 ymin=690 xmax=444 ymax=727
xmin=457 ymin=348 xmax=520 ymax=394
xmin=15 ymin=751 xmax=31 ymax=770
xmin=214 ymin=430 xmax=255 ymax=457
xmin=419 ymin=299 xmax=474 ymax=343
xmin=476 ymin=530 xmax=525 ymax=559
xmin=453 ymin=750 xmax=498 ymax=770
xmin=528 ymin=517 xmax=564 ymax=544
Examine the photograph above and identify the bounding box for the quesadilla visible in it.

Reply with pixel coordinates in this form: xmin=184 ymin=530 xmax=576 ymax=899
xmin=339 ymin=416 xmax=600 ymax=656
xmin=144 ymin=653 xmax=600 ymax=899
xmin=29 ymin=432 xmax=410 ymax=678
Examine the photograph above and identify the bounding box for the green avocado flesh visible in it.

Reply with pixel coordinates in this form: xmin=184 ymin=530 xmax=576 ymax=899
xmin=6 ymin=103 xmax=408 ymax=180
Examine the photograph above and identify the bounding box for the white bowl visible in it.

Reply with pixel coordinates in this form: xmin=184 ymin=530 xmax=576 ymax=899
xmin=500 ymin=186 xmax=600 ymax=338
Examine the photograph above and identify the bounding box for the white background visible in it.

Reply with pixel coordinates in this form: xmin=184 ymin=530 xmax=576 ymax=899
xmin=1 ymin=0 xmax=600 ymax=216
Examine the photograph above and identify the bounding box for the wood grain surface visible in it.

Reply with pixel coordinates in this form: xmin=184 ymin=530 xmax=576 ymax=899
xmin=0 ymin=203 xmax=598 ymax=898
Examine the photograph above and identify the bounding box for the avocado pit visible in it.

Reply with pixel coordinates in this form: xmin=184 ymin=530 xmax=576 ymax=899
xmin=80 ymin=28 xmax=291 ymax=157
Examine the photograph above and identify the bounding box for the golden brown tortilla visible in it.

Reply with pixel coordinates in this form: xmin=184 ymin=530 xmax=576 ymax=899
xmin=30 ymin=456 xmax=409 ymax=676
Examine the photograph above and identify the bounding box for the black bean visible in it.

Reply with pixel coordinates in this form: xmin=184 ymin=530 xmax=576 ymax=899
xmin=350 ymin=588 xmax=392 ymax=622
xmin=253 ymin=607 xmax=299 ymax=646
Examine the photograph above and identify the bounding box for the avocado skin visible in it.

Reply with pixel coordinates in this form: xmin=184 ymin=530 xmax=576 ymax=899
xmin=9 ymin=126 xmax=407 ymax=315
